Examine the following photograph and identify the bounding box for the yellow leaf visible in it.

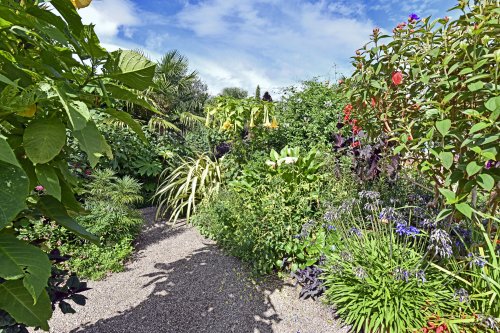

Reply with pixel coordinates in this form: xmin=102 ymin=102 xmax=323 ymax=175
xmin=18 ymin=104 xmax=37 ymax=117
xmin=71 ymin=0 xmax=92 ymax=9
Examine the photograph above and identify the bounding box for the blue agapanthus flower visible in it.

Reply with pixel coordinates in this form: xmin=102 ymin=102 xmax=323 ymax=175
xmin=409 ymin=13 xmax=420 ymax=21
xmin=395 ymin=223 xmax=420 ymax=237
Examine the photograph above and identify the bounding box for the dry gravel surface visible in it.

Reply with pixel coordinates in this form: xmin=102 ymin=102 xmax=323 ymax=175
xmin=45 ymin=207 xmax=348 ymax=333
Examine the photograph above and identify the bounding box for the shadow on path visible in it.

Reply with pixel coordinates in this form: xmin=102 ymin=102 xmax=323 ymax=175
xmin=71 ymin=243 xmax=285 ymax=333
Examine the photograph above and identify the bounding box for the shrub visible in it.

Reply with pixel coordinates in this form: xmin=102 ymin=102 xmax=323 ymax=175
xmin=343 ymin=2 xmax=499 ymax=219
xmin=193 ymin=147 xmax=330 ymax=273
xmin=0 ymin=1 xmax=156 ymax=328
xmin=274 ymin=80 xmax=346 ymax=149
xmin=21 ymin=170 xmax=144 ymax=280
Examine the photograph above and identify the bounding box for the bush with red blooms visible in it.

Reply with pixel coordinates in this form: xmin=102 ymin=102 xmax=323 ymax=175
xmin=341 ymin=1 xmax=499 ymax=222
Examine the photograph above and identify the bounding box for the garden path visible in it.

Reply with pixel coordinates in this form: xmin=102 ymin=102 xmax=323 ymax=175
xmin=46 ymin=207 xmax=347 ymax=333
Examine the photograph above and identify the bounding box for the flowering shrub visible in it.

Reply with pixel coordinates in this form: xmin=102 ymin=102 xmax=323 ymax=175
xmin=343 ymin=2 xmax=499 ymax=220
xmin=321 ymin=200 xmax=458 ymax=332
xmin=204 ymin=96 xmax=277 ymax=134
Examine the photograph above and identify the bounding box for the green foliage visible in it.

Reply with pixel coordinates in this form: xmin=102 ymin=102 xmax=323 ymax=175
xmin=155 ymin=155 xmax=223 ymax=223
xmin=437 ymin=218 xmax=500 ymax=332
xmin=220 ymin=87 xmax=248 ymax=99
xmin=0 ymin=1 xmax=156 ymax=328
xmin=274 ymin=80 xmax=345 ymax=149
xmin=255 ymin=85 xmax=261 ymax=100
xmin=205 ymin=95 xmax=277 ymax=133
xmin=61 ymin=238 xmax=135 ymax=281
xmin=321 ymin=205 xmax=456 ymax=332
xmin=21 ymin=169 xmax=143 ymax=281
xmin=193 ymin=147 xmax=328 ymax=274
xmin=91 ymin=121 xmax=190 ymax=198
xmin=343 ymin=2 xmax=499 ymax=216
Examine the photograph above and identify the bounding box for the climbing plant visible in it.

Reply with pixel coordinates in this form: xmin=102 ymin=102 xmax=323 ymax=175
xmin=0 ymin=0 xmax=157 ymax=329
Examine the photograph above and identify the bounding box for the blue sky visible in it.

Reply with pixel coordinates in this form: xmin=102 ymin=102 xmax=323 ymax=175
xmin=78 ymin=0 xmax=457 ymax=95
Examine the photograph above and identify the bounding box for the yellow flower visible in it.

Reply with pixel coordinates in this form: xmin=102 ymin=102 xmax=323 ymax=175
xmin=270 ymin=117 xmax=279 ymax=129
xmin=71 ymin=0 xmax=92 ymax=9
xmin=221 ymin=120 xmax=232 ymax=131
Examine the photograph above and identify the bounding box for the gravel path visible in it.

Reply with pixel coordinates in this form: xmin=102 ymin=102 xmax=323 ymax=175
xmin=45 ymin=207 xmax=348 ymax=333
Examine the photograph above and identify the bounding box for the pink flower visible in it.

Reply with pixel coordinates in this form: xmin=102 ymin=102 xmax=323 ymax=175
xmin=35 ymin=185 xmax=44 ymax=191
xmin=392 ymin=71 xmax=403 ymax=85
xmin=85 ymin=169 xmax=92 ymax=175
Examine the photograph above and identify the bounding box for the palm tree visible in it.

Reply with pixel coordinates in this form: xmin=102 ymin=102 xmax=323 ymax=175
xmin=150 ymin=50 xmax=208 ymax=133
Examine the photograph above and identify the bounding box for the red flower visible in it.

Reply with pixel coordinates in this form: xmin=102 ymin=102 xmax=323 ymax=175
xmin=371 ymin=97 xmax=376 ymax=107
xmin=408 ymin=134 xmax=413 ymax=141
xmin=353 ymin=125 xmax=361 ymax=135
xmin=351 ymin=141 xmax=360 ymax=148
xmin=343 ymin=104 xmax=353 ymax=113
xmin=392 ymin=71 xmax=403 ymax=85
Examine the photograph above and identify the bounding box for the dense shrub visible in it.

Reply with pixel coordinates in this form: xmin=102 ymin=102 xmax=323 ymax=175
xmin=274 ymin=80 xmax=346 ymax=149
xmin=22 ymin=170 xmax=144 ymax=280
xmin=0 ymin=0 xmax=157 ymax=328
xmin=343 ymin=2 xmax=499 ymax=219
xmin=193 ymin=147 xmax=336 ymax=273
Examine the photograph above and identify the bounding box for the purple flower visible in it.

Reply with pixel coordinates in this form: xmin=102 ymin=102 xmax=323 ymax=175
xmin=349 ymin=227 xmax=362 ymax=237
xmin=428 ymin=229 xmax=453 ymax=258
xmin=35 ymin=185 xmax=44 ymax=192
xmin=468 ymin=253 xmax=486 ymax=268
xmin=409 ymin=13 xmax=420 ymax=21
xmin=454 ymin=288 xmax=470 ymax=303
xmin=395 ymin=223 xmax=420 ymax=237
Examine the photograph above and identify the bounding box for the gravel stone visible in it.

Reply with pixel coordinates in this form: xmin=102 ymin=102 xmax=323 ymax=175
xmin=43 ymin=207 xmax=348 ymax=333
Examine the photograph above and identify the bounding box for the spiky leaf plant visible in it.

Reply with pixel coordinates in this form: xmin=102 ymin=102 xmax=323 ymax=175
xmin=155 ymin=155 xmax=222 ymax=223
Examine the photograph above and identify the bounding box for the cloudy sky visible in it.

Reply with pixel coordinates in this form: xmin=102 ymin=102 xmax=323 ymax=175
xmin=78 ymin=0 xmax=457 ymax=95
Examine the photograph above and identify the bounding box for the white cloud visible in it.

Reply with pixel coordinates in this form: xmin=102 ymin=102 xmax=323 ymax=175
xmin=75 ymin=0 xmax=451 ymax=96
xmin=173 ymin=0 xmax=375 ymax=94
xmin=78 ymin=0 xmax=140 ymax=39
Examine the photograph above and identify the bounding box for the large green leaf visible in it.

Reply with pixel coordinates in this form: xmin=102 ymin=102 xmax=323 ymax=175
xmin=466 ymin=161 xmax=482 ymax=177
xmin=100 ymin=107 xmax=147 ymax=143
xmin=435 ymin=119 xmax=451 ymax=137
xmin=0 ymin=135 xmax=20 ymax=167
xmin=37 ymin=196 xmax=98 ymax=242
xmin=439 ymin=152 xmax=453 ymax=170
xmin=23 ymin=118 xmax=66 ymax=164
xmin=104 ymin=50 xmax=156 ymax=90
xmin=0 ymin=162 xmax=29 ymax=230
xmin=35 ymin=164 xmax=61 ymax=201
xmin=49 ymin=0 xmax=84 ymax=36
xmin=0 ymin=280 xmax=51 ymax=331
xmin=73 ymin=121 xmax=112 ymax=167
xmin=0 ymin=234 xmax=51 ymax=303
xmin=105 ymin=83 xmax=160 ymax=114
xmin=55 ymin=86 xmax=90 ymax=131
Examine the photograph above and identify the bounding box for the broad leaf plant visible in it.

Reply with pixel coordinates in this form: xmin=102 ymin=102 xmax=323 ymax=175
xmin=0 ymin=0 xmax=157 ymax=329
